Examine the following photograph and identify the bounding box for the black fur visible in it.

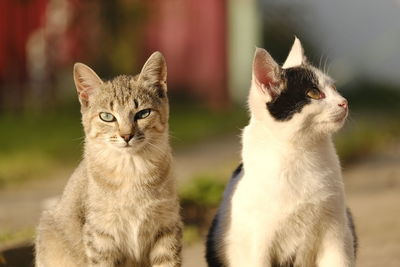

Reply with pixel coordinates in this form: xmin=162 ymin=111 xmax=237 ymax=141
xmin=267 ymin=67 xmax=318 ymax=121
xmin=347 ymin=208 xmax=358 ymax=258
xmin=206 ymin=215 xmax=225 ymax=267
xmin=231 ymin=163 xmax=243 ymax=178
xmin=206 ymin=164 xmax=243 ymax=267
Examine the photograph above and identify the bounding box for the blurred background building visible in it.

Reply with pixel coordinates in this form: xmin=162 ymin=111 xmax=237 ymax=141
xmin=2 ymin=0 xmax=400 ymax=110
xmin=1 ymin=0 xmax=400 ymax=266
xmin=1 ymin=0 xmax=231 ymax=110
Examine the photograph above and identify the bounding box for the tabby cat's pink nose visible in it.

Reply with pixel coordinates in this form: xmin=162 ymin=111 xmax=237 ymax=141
xmin=121 ymin=134 xmax=133 ymax=142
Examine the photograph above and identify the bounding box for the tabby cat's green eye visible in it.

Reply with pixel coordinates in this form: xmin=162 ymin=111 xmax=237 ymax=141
xmin=135 ymin=109 xmax=151 ymax=120
xmin=99 ymin=112 xmax=116 ymax=122
xmin=306 ymin=88 xmax=323 ymax=100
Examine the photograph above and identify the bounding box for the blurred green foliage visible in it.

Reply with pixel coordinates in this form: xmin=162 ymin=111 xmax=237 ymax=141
xmin=335 ymin=115 xmax=400 ymax=165
xmin=343 ymin=80 xmax=400 ymax=112
xmin=335 ymin=81 xmax=400 ymax=164
xmin=182 ymin=225 xmax=202 ymax=245
xmin=179 ymin=174 xmax=226 ymax=207
xmin=0 ymin=228 xmax=35 ymax=248
xmin=0 ymin=105 xmax=82 ymax=187
xmin=169 ymin=102 xmax=247 ymax=147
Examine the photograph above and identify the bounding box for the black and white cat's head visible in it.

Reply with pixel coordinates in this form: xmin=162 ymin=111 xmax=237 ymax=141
xmin=249 ymin=37 xmax=348 ymax=139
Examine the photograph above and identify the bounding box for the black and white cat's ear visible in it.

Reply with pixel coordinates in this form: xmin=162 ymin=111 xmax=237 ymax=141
xmin=73 ymin=63 xmax=103 ymax=107
xmin=282 ymin=36 xmax=307 ymax=69
xmin=252 ymin=47 xmax=281 ymax=98
xmin=139 ymin=51 xmax=167 ymax=91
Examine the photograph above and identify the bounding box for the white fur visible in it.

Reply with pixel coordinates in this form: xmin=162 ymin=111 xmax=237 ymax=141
xmin=282 ymin=36 xmax=305 ymax=69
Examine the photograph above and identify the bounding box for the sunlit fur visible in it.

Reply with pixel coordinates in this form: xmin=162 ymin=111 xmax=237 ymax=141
xmin=207 ymin=39 xmax=356 ymax=267
xmin=35 ymin=52 xmax=182 ymax=267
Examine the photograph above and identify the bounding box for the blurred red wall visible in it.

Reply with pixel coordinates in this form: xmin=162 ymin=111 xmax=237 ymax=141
xmin=140 ymin=0 xmax=229 ymax=108
xmin=0 ymin=0 xmax=48 ymax=109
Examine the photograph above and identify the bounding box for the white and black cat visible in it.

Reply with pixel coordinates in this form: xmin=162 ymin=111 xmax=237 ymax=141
xmin=206 ymin=38 xmax=357 ymax=267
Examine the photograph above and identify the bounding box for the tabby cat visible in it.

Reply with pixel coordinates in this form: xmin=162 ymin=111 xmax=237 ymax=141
xmin=35 ymin=52 xmax=182 ymax=267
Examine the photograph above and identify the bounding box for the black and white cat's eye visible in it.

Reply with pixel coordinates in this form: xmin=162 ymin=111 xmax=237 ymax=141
xmin=135 ymin=109 xmax=151 ymax=120
xmin=99 ymin=112 xmax=116 ymax=122
xmin=306 ymin=87 xmax=324 ymax=100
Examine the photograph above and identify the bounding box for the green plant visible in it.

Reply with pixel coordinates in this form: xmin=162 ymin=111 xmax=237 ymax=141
xmin=179 ymin=175 xmax=226 ymax=207
xmin=0 ymin=228 xmax=35 ymax=248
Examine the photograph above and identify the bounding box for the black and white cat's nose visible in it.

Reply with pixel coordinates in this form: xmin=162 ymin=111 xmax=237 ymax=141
xmin=338 ymin=100 xmax=348 ymax=109
xmin=121 ymin=134 xmax=134 ymax=142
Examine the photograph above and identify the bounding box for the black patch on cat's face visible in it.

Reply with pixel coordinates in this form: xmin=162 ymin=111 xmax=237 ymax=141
xmin=266 ymin=67 xmax=319 ymax=121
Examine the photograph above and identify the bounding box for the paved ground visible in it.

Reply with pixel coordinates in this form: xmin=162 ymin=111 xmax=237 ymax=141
xmin=345 ymin=144 xmax=400 ymax=267
xmin=1 ymin=135 xmax=400 ymax=267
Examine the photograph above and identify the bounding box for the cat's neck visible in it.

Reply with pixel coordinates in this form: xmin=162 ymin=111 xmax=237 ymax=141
xmin=244 ymin=118 xmax=334 ymax=148
xmin=242 ymin=118 xmax=338 ymax=167
xmin=83 ymin=134 xmax=171 ymax=186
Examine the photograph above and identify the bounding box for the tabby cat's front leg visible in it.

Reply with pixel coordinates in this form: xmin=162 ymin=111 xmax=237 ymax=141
xmin=83 ymin=225 xmax=119 ymax=267
xmin=150 ymin=224 xmax=183 ymax=267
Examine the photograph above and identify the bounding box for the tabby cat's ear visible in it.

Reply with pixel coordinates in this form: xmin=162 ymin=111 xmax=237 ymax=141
xmin=139 ymin=51 xmax=167 ymax=90
xmin=252 ymin=47 xmax=281 ymax=98
xmin=73 ymin=63 xmax=103 ymax=107
xmin=282 ymin=36 xmax=306 ymax=69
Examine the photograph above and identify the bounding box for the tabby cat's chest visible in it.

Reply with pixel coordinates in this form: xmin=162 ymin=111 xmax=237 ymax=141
xmin=88 ymin=198 xmax=155 ymax=260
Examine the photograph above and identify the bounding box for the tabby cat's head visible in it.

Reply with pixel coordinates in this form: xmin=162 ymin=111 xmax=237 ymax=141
xmin=249 ymin=37 xmax=348 ymax=139
xmin=73 ymin=52 xmax=169 ymax=153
